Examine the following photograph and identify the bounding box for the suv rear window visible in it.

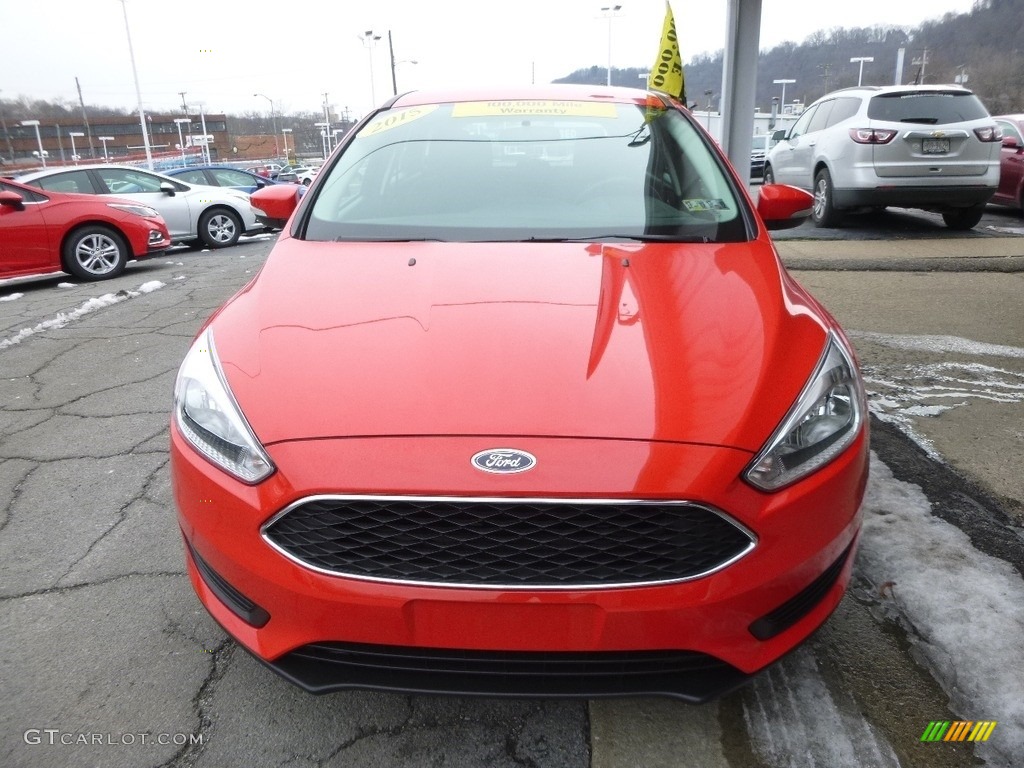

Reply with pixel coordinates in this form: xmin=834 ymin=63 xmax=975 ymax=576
xmin=867 ymin=91 xmax=990 ymax=125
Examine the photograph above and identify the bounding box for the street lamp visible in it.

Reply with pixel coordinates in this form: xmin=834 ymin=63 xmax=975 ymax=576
xmin=600 ymin=5 xmax=623 ymax=87
xmin=387 ymin=31 xmax=418 ymax=96
xmin=97 ymin=136 xmax=114 ymax=163
xmin=253 ymin=93 xmax=280 ymax=157
xmin=189 ymin=102 xmax=211 ymax=164
xmin=21 ymin=120 xmax=45 ymax=167
xmin=360 ymin=30 xmax=383 ymax=107
xmin=173 ymin=118 xmax=191 ymax=166
xmin=773 ymin=79 xmax=796 ymax=113
xmin=315 ymin=121 xmax=330 ymax=160
xmin=281 ymin=128 xmax=292 ymax=162
xmin=68 ymin=131 xmax=84 ymax=165
xmin=850 ymin=56 xmax=874 ymax=87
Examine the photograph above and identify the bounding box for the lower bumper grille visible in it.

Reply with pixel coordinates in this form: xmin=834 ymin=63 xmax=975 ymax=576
xmin=262 ymin=495 xmax=755 ymax=588
xmin=256 ymin=641 xmax=752 ymax=702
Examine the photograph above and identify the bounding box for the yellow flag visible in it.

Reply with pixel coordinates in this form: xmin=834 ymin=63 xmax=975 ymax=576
xmin=648 ymin=1 xmax=685 ymax=104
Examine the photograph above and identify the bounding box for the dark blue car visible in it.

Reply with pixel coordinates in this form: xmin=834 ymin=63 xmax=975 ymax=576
xmin=163 ymin=165 xmax=286 ymax=195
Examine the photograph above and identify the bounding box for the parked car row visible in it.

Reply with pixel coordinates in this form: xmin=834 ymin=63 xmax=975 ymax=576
xmin=1 ymin=162 xmax=280 ymax=284
xmin=0 ymin=176 xmax=170 ymax=281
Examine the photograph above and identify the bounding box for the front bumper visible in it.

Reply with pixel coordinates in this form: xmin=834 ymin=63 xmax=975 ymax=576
xmin=172 ymin=428 xmax=868 ymax=699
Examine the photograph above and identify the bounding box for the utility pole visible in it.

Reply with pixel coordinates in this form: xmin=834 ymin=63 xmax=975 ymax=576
xmin=911 ymin=48 xmax=929 ymax=84
xmin=75 ymin=77 xmax=96 ymax=159
xmin=819 ymin=62 xmax=833 ymax=93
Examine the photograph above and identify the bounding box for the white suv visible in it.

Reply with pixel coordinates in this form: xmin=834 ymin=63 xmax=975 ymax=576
xmin=763 ymin=85 xmax=1002 ymax=229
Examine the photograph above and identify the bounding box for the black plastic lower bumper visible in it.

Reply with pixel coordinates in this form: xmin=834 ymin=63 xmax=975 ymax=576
xmin=252 ymin=640 xmax=754 ymax=702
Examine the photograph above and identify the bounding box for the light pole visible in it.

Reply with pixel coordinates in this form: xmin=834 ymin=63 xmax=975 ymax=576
xmin=600 ymin=5 xmax=623 ymax=87
xmin=360 ymin=30 xmax=383 ymax=107
xmin=119 ymin=0 xmax=153 ymax=169
xmin=315 ymin=122 xmax=330 ymax=159
xmin=190 ymin=103 xmax=211 ymax=164
xmin=98 ymin=136 xmax=114 ymax=163
xmin=850 ymin=57 xmax=874 ymax=87
xmin=21 ymin=120 xmax=45 ymax=167
xmin=173 ymin=118 xmax=191 ymax=166
xmin=253 ymin=93 xmax=280 ymax=157
xmin=281 ymin=128 xmax=292 ymax=162
xmin=68 ymin=131 xmax=84 ymax=165
xmin=773 ymin=79 xmax=796 ymax=114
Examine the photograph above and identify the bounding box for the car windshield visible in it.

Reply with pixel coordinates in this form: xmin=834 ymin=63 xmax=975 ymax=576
xmin=867 ymin=91 xmax=990 ymax=125
xmin=304 ymin=100 xmax=747 ymax=243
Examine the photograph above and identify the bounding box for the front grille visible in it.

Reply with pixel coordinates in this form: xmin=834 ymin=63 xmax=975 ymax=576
xmin=256 ymin=640 xmax=752 ymax=701
xmin=261 ymin=496 xmax=755 ymax=588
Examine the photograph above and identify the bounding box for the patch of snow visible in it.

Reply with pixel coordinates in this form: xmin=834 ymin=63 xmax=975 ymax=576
xmin=0 ymin=281 xmax=166 ymax=351
xmin=858 ymin=454 xmax=1024 ymax=767
xmin=56 ymin=282 xmax=76 ymax=289
xmin=744 ymin=647 xmax=900 ymax=768
xmin=0 ymin=293 xmax=24 ymax=302
xmin=850 ymin=331 xmax=1024 ymax=360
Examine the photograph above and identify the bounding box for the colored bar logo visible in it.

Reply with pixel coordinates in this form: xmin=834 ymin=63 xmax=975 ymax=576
xmin=921 ymin=721 xmax=997 ymax=742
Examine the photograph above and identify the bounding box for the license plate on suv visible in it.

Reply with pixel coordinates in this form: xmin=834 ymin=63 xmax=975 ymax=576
xmin=922 ymin=138 xmax=950 ymax=154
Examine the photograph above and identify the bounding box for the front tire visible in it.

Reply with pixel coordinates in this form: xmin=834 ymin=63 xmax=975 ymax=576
xmin=199 ymin=208 xmax=242 ymax=248
xmin=811 ymin=168 xmax=841 ymax=228
xmin=762 ymin=165 xmax=775 ymax=185
xmin=62 ymin=225 xmax=129 ymax=281
xmin=941 ymin=205 xmax=985 ymax=230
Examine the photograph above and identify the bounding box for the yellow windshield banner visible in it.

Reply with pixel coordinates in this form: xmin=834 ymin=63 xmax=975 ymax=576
xmin=648 ymin=1 xmax=685 ymax=104
xmin=358 ymin=105 xmax=438 ymax=138
xmin=451 ymin=101 xmax=618 ymax=118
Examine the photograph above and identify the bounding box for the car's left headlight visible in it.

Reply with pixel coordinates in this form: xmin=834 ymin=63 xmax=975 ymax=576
xmin=174 ymin=329 xmax=274 ymax=484
xmin=744 ymin=332 xmax=865 ymax=491
xmin=107 ymin=202 xmax=160 ymax=218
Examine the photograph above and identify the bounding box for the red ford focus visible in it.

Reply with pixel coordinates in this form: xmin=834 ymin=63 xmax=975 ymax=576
xmin=0 ymin=177 xmax=170 ymax=282
xmin=172 ymin=85 xmax=869 ymax=701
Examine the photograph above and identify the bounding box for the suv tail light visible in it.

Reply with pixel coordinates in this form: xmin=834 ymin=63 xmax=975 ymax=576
xmin=973 ymin=126 xmax=1003 ymax=142
xmin=849 ymin=128 xmax=897 ymax=144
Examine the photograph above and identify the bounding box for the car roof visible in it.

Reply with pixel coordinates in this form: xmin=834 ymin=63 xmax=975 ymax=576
xmin=17 ymin=164 xmax=179 ymax=181
xmin=814 ymin=84 xmax=976 ymax=99
xmin=390 ymin=84 xmax=670 ymax=110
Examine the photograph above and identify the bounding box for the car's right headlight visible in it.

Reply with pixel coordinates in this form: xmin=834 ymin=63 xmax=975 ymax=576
xmin=744 ymin=332 xmax=866 ymax=491
xmin=174 ymin=329 xmax=274 ymax=484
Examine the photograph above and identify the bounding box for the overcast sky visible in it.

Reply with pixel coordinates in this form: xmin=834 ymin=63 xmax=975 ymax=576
xmin=1 ymin=0 xmax=978 ymax=120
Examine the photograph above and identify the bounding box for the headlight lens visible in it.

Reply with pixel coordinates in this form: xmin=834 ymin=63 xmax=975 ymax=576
xmin=174 ymin=329 xmax=274 ymax=483
xmin=107 ymin=202 xmax=160 ymax=218
xmin=745 ymin=333 xmax=865 ymax=491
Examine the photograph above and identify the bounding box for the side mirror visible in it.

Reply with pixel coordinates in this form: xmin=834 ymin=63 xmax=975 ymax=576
xmin=251 ymin=183 xmax=302 ymax=230
xmin=771 ymin=129 xmax=787 ymax=143
xmin=0 ymin=190 xmax=25 ymax=209
xmin=758 ymin=183 xmax=813 ymax=231
xmin=159 ymin=181 xmax=177 ymax=197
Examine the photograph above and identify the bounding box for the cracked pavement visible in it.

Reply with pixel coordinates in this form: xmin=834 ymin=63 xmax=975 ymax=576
xmin=0 ymin=242 xmax=590 ymax=768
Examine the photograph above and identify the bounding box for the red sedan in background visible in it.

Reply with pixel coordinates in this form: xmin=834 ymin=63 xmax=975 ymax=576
xmin=172 ymin=85 xmax=868 ymax=701
xmin=993 ymin=115 xmax=1024 ymax=212
xmin=0 ymin=177 xmax=170 ymax=282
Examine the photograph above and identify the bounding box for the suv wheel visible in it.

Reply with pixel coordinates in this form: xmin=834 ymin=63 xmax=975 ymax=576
xmin=762 ymin=165 xmax=775 ymax=185
xmin=811 ymin=168 xmax=841 ymax=228
xmin=941 ymin=205 xmax=985 ymax=231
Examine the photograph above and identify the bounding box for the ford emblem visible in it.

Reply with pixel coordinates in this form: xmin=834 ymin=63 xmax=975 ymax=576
xmin=471 ymin=448 xmax=537 ymax=474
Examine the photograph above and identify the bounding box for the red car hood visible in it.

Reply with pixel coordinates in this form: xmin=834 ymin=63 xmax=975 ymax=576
xmin=213 ymin=238 xmax=829 ymax=451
